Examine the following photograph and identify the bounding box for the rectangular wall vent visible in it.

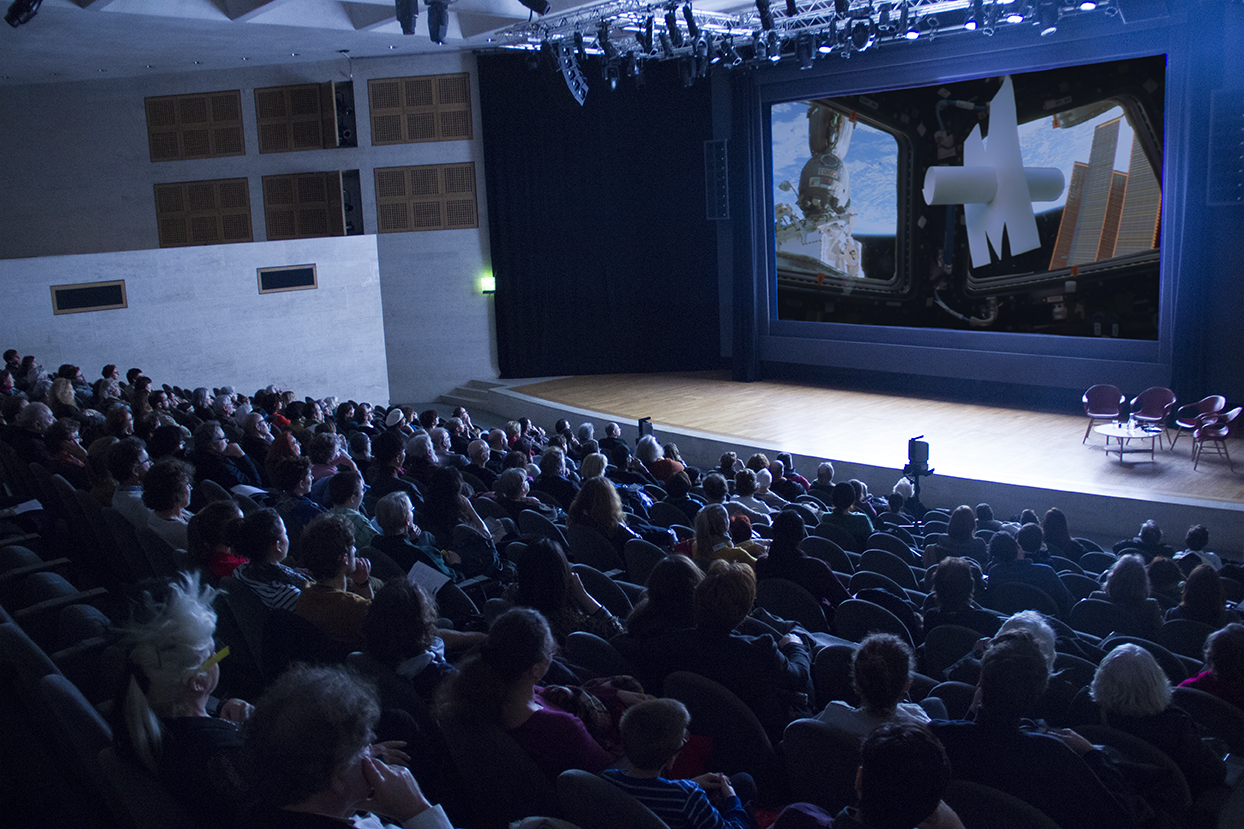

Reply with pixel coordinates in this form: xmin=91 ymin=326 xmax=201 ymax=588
xmin=257 ymin=264 xmax=318 ymax=294
xmin=1208 ymin=89 xmax=1244 ymax=206
xmin=51 ymin=280 xmax=127 ymax=315
xmin=262 ymin=171 xmax=346 ymax=240
xmin=255 ymin=82 xmax=343 ymax=154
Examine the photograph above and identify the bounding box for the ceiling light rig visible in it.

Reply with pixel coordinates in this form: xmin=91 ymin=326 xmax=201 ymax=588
xmin=487 ymin=0 xmax=1117 ymax=102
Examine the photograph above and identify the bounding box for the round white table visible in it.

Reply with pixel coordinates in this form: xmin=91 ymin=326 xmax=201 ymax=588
xmin=1094 ymin=422 xmax=1162 ymax=462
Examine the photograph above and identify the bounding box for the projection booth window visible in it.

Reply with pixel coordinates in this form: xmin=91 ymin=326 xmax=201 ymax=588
xmin=773 ymin=104 xmax=900 ymax=297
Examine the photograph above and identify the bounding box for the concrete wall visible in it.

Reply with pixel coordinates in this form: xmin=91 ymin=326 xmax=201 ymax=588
xmin=0 ymin=50 xmax=498 ymax=403
xmin=0 ymin=236 xmax=389 ymax=403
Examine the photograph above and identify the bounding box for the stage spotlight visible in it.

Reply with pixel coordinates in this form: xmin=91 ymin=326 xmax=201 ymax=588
xmin=965 ymin=0 xmax=982 ymax=30
xmin=756 ymin=0 xmax=775 ymax=31
xmin=786 ymin=0 xmax=798 ymax=18
xmin=605 ymin=58 xmax=620 ymax=90
xmin=597 ymin=22 xmax=618 ymax=60
xmin=624 ymin=50 xmax=638 ymax=76
xmin=708 ymin=34 xmax=723 ymax=64
xmin=659 ymin=31 xmax=674 ymax=58
xmin=1038 ymin=1 xmax=1059 ymax=33
xmin=766 ymin=29 xmax=781 ymax=61
xmin=851 ymin=19 xmax=874 ymax=50
xmin=695 ymin=36 xmax=710 ymax=74
xmin=426 ymin=0 xmax=448 ymax=43
xmin=901 ymin=3 xmax=920 ymax=38
xmin=5 ymin=0 xmax=41 ymax=27
xmin=752 ymin=31 xmax=768 ymax=64
xmin=574 ymin=30 xmax=587 ymax=61
xmin=683 ymin=4 xmax=700 ymax=40
xmin=665 ymin=7 xmax=684 ymax=47
xmin=878 ymin=3 xmax=892 ymax=32
xmin=817 ymin=32 xmax=833 ymax=53
xmin=519 ymin=0 xmax=550 ymax=15
xmin=1079 ymin=0 xmax=1097 ymax=8
xmin=1005 ymin=7 xmax=1025 ymax=23
xmin=726 ymin=36 xmax=743 ymax=65
xmin=795 ymin=32 xmax=814 ymax=69
xmin=394 ymin=0 xmax=416 ymax=35
xmin=636 ymin=16 xmax=654 ymax=53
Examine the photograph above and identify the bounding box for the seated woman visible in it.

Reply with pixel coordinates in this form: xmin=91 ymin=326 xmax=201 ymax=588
xmin=754 ymin=510 xmax=848 ymax=615
xmin=730 ymin=468 xmax=774 ymax=515
xmin=624 ymin=554 xmax=704 ymax=640
xmin=922 ymin=556 xmax=1002 ymax=638
xmin=1165 ymin=564 xmax=1239 ymax=628
xmin=494 ymin=466 xmax=557 ymax=525
xmin=115 ymin=572 xmax=251 ymax=828
xmin=567 ymin=476 xmax=639 ymax=559
xmin=361 ymin=578 xmax=484 ymax=701
xmin=923 ymin=505 xmax=988 ymax=567
xmin=662 ymin=470 xmax=706 ymax=524
xmin=229 ymin=508 xmax=308 ymax=611
xmin=1180 ymin=623 xmax=1244 ymax=710
xmin=308 ymin=431 xmax=358 ymax=482
xmin=636 ymin=435 xmax=684 ymax=483
xmin=691 ymin=504 xmax=758 ymax=569
xmin=818 ymin=482 xmax=874 ymax=551
xmin=417 ymin=465 xmax=489 ymax=545
xmin=1091 ymin=554 xmax=1163 ymax=640
xmin=1091 ymin=643 xmax=1226 ymax=798
xmin=815 ymin=633 xmax=931 ymax=740
xmin=186 ymin=499 xmax=246 ymax=585
xmin=143 ymin=458 xmax=196 ymax=551
xmin=504 ymin=538 xmax=625 ymax=645
xmin=727 ymin=514 xmax=768 ymax=561
xmin=1042 ymin=508 xmax=1086 ymax=562
xmin=189 ymin=420 xmax=262 ymax=493
xmin=441 ymin=607 xmax=611 ymax=780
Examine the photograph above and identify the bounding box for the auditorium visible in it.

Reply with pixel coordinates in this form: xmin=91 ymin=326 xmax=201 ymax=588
xmin=3 ymin=0 xmax=1244 ymax=826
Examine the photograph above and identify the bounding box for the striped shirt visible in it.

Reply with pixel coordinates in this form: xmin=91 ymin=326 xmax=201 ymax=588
xmin=232 ymin=561 xmax=308 ymax=612
xmin=600 ymin=770 xmax=748 ymax=829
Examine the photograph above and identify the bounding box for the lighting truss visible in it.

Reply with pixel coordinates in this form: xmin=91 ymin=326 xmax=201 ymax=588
xmin=483 ymin=0 xmax=1116 ymax=68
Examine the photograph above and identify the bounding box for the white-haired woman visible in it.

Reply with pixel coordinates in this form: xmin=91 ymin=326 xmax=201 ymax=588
xmin=635 ymin=434 xmax=684 ymax=484
xmin=117 ymin=572 xmax=252 ymax=825
xmin=1091 ymin=643 xmax=1226 ymax=797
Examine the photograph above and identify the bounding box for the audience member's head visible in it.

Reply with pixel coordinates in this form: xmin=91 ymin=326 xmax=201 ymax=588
xmin=694 ymin=503 xmax=730 ymax=550
xmin=1204 ymin=623 xmax=1244 ymax=687
xmin=831 ymin=482 xmax=857 ymax=512
xmin=568 ymin=476 xmax=625 ymax=531
xmin=618 ymin=698 xmax=691 ymax=773
xmin=1015 ymin=523 xmax=1044 ymax=556
xmin=988 ymin=531 xmax=1020 ymax=564
xmin=444 ymin=607 xmax=554 ymax=721
xmin=852 ymin=633 xmax=915 ymax=716
xmin=816 ymin=462 xmax=834 ymax=484
xmin=932 ymin=557 xmax=975 ymax=611
xmin=1042 ymin=508 xmax=1074 ymax=550
xmin=229 ymin=508 xmax=288 ymax=564
xmin=1139 ymin=519 xmax=1163 ymax=545
xmin=1185 ymin=524 xmax=1210 ymax=553
xmin=141 ymin=458 xmax=193 ymax=512
xmin=979 ymin=630 xmax=1048 ymax=722
xmin=375 ymin=491 xmax=414 ymax=536
xmin=300 ymin=513 xmax=355 ymax=581
xmin=693 ymin=560 xmax=755 ymax=633
xmin=362 ymin=579 xmax=440 ymax=668
xmin=946 ymin=505 xmax=976 ymax=542
xmin=1180 ymin=564 xmax=1225 ymax=621
xmin=327 ymin=471 xmax=363 ymax=509
xmin=1091 ymin=643 xmax=1171 ymax=718
xmin=627 ymin=554 xmax=703 ymax=636
xmin=246 ymin=664 xmax=381 ymax=811
xmin=734 ymin=468 xmax=757 ymax=497
xmin=701 ymin=472 xmax=728 ymax=503
xmin=494 ymin=467 xmax=528 ymax=501
xmin=1105 ymin=553 xmax=1150 ymax=604
xmin=107 ymin=436 xmax=150 ymax=486
xmin=856 ymin=723 xmax=951 ymax=829
xmin=997 ymin=610 xmax=1056 ymax=673
xmin=272 ymin=456 xmax=313 ymax=495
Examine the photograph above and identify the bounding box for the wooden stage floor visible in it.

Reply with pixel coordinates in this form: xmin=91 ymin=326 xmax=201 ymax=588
xmin=510 ymin=371 xmax=1244 ymax=510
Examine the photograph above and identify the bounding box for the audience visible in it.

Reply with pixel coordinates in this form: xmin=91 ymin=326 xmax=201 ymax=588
xmin=831 ymin=723 xmax=955 ymax=829
xmin=820 ymin=482 xmax=874 ymax=550
xmin=505 ymin=538 xmax=625 ymax=645
xmin=1093 ymin=553 xmax=1163 ymax=639
xmin=985 ymin=531 xmax=1073 ymax=619
xmin=923 ymin=556 xmax=1000 ymax=638
xmin=142 ymin=458 xmax=196 ymax=550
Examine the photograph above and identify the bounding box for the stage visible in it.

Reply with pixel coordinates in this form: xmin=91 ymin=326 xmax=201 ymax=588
xmin=445 ymin=371 xmax=1244 ymax=554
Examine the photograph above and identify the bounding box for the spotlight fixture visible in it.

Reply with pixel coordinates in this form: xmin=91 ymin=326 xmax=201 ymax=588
xmin=394 ymin=0 xmax=416 ymax=36
xmin=726 ymin=36 xmax=743 ymax=65
xmin=597 ymin=21 xmax=618 ymax=60
xmin=785 ymin=0 xmax=798 ymax=19
xmin=1005 ymin=7 xmax=1025 ymax=23
xmin=683 ymin=4 xmax=700 ymax=40
xmin=605 ymin=58 xmax=620 ymax=90
xmin=624 ymin=50 xmax=638 ymax=76
xmin=426 ymin=0 xmax=448 ymax=43
xmin=817 ymin=33 xmax=833 ymax=54
xmin=637 ymin=16 xmax=654 ymax=53
xmin=851 ymin=18 xmax=874 ymax=50
xmin=752 ymin=31 xmax=768 ymax=64
xmin=756 ymin=0 xmax=775 ymax=31
xmin=665 ymin=7 xmax=683 ymax=47
xmin=766 ymin=29 xmax=781 ymax=61
xmin=518 ymin=0 xmax=550 ymax=15
xmin=707 ymin=34 xmax=722 ymax=64
xmin=694 ymin=37 xmax=709 ymax=75
xmin=834 ymin=0 xmax=848 ymax=16
xmin=4 ymin=0 xmax=41 ymax=27
xmin=1079 ymin=0 xmax=1097 ymax=8
xmin=1037 ymin=1 xmax=1059 ymax=33
xmin=795 ymin=32 xmax=814 ymax=69
xmin=659 ymin=31 xmax=674 ymax=58
xmin=965 ymin=0 xmax=982 ymax=30
xmin=878 ymin=3 xmax=892 ymax=33
xmin=901 ymin=3 xmax=919 ymax=38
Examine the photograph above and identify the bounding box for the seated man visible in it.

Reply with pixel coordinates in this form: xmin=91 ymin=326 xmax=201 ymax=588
xmin=637 ymin=560 xmax=814 ymax=743
xmin=985 ymin=532 xmax=1073 ymax=619
xmin=243 ymin=663 xmax=452 ymax=829
xmin=603 ymin=698 xmax=752 ymax=829
xmin=108 ymin=436 xmax=152 ymax=528
xmin=535 ymin=446 xmax=580 ymax=509
xmin=464 ymin=438 xmax=497 ymax=491
xmin=189 ymin=420 xmax=262 ymax=493
xmin=294 ymin=513 xmax=374 ymax=647
xmin=327 ymin=470 xmax=377 ymax=549
xmin=929 ymin=631 xmax=1134 ymax=828
xmin=1112 ymin=519 xmax=1176 ymax=562
xmin=371 ymin=491 xmax=462 ymax=583
xmin=829 ymin=723 xmax=957 ymax=829
xmin=816 ymin=633 xmax=931 ymax=740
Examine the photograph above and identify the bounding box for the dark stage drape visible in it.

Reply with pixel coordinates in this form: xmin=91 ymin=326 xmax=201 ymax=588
xmin=478 ymin=55 xmax=722 ymax=378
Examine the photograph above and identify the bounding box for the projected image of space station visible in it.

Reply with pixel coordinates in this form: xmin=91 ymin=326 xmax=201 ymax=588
xmin=771 ymin=55 xmax=1164 ymax=340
